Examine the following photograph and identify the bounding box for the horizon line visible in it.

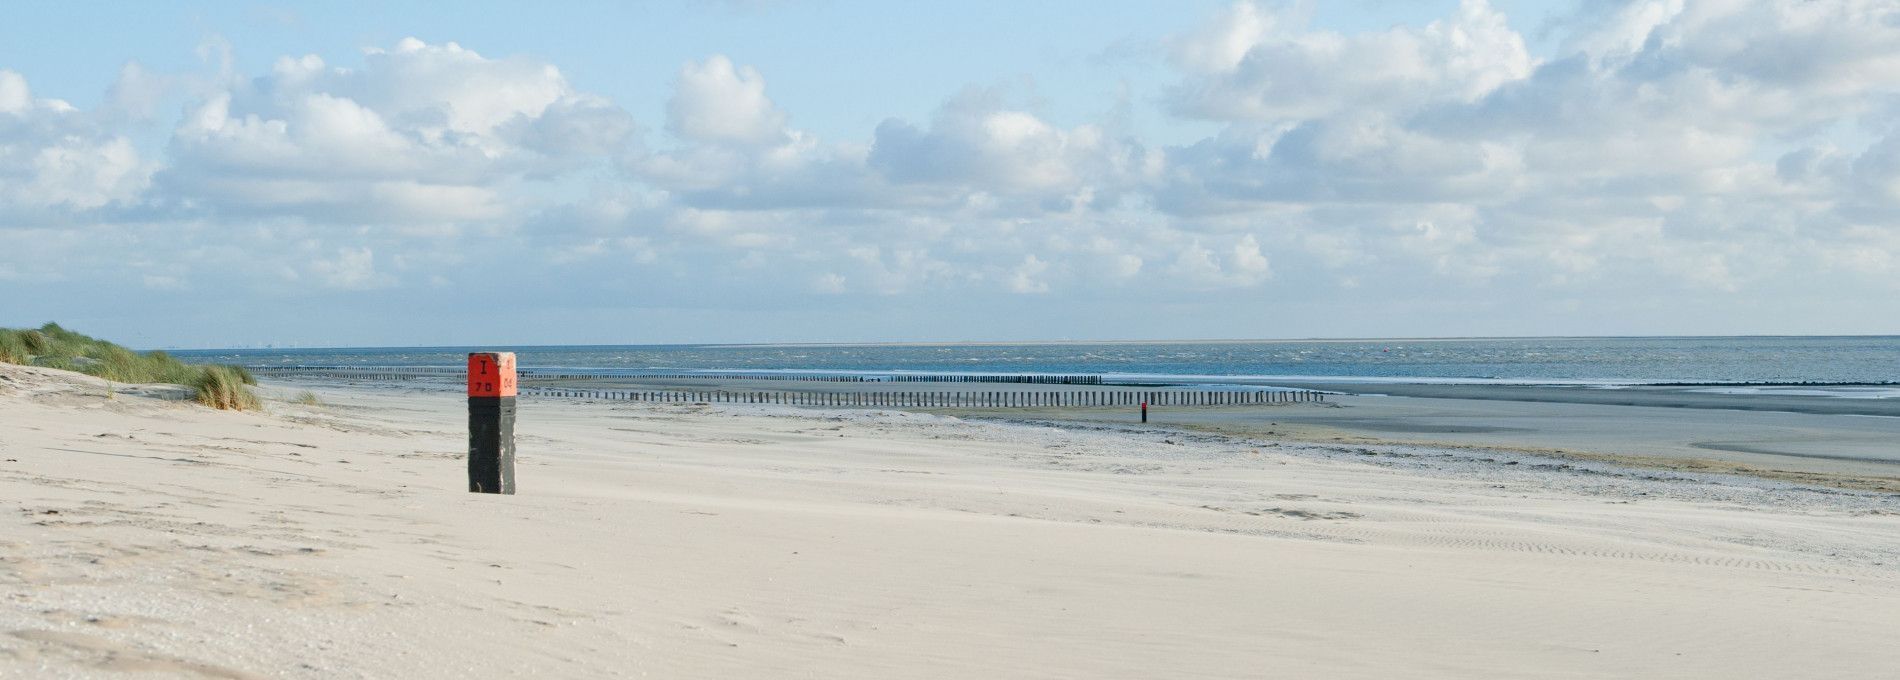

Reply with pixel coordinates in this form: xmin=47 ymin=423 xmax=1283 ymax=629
xmin=156 ymin=333 xmax=1900 ymax=353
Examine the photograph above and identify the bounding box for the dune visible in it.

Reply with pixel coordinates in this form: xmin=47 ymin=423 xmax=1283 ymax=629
xmin=2 ymin=362 xmax=1897 ymax=678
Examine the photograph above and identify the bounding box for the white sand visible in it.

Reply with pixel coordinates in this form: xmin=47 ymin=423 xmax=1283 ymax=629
xmin=2 ymin=363 xmax=1898 ymax=678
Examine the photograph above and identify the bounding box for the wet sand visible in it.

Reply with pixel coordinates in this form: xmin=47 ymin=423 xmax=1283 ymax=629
xmin=522 ymin=375 xmax=1900 ymax=489
xmin=1264 ymin=380 xmax=1900 ymax=417
xmin=965 ymin=395 xmax=1900 ymax=491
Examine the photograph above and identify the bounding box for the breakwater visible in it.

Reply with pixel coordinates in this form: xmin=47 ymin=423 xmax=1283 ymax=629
xmin=254 ymin=366 xmax=1106 ymax=384
xmin=518 ymin=387 xmax=1323 ymax=408
xmin=251 ymin=365 xmax=1328 ymax=408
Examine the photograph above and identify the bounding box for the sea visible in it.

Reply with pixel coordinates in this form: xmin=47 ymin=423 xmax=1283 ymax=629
xmin=172 ymin=336 xmax=1900 ymax=389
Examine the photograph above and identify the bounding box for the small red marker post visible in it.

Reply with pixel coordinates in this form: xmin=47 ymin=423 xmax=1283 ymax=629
xmin=1141 ymin=400 xmax=1148 ymax=423
xmin=467 ymin=352 xmax=518 ymax=494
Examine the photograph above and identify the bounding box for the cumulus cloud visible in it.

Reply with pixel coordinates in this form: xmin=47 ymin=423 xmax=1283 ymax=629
xmin=308 ymin=246 xmax=393 ymax=290
xmin=1169 ymin=0 xmax=1534 ymax=122
xmin=868 ymin=86 xmax=1159 ymax=212
xmin=0 ymin=70 xmax=154 ymax=215
xmin=158 ymin=38 xmax=634 ymax=224
xmin=1008 ymin=254 xmax=1051 ymax=293
xmin=642 ymin=61 xmax=1156 ymax=217
xmin=1158 ymin=0 xmax=1900 ymax=296
xmin=667 ymin=55 xmax=789 ymax=146
xmin=1159 ymin=114 xmax=1517 ymax=214
xmin=637 ymin=56 xmax=898 ymax=212
xmin=1166 ymin=234 xmax=1273 ymax=288
xmin=0 ymin=70 xmax=34 ymax=113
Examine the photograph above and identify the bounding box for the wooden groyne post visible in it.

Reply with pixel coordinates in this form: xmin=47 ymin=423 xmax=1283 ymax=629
xmin=467 ymin=352 xmax=518 ymax=494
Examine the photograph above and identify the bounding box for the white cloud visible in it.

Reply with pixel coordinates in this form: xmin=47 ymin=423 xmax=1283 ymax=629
xmin=1170 ymin=1 xmax=1273 ymax=73
xmin=1166 ymin=234 xmax=1273 ymax=288
xmin=349 ymin=39 xmax=572 ymax=140
xmin=668 ymin=55 xmax=789 ymax=146
xmin=637 ymin=56 xmax=903 ymax=212
xmin=1585 ymin=0 xmax=1900 ymax=96
xmin=0 ymin=70 xmax=32 ymax=113
xmin=1169 ymin=0 xmax=1534 ymax=122
xmin=1008 ymin=254 xmax=1051 ymax=293
xmin=0 ymin=70 xmax=153 ymax=214
xmin=1159 ymin=0 xmax=1900 ymax=301
xmin=1160 ymin=113 xmax=1517 ymax=213
xmin=868 ymin=87 xmax=1157 ymax=209
xmin=20 ymin=136 xmax=149 ymax=211
xmin=308 ymin=246 xmax=393 ymax=290
xmin=158 ymin=38 xmax=634 ymax=224
xmin=1231 ymin=234 xmax=1270 ymax=277
xmin=105 ymin=61 xmax=176 ymax=120
xmin=644 ymin=65 xmax=1157 ymax=216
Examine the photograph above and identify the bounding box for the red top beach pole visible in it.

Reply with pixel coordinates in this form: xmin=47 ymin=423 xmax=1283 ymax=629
xmin=1141 ymin=400 xmax=1148 ymax=423
xmin=467 ymin=352 xmax=518 ymax=494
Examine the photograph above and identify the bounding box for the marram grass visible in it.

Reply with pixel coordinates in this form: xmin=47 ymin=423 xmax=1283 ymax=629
xmin=192 ymin=365 xmax=261 ymax=411
xmin=0 ymin=323 xmax=261 ymax=411
xmin=0 ymin=331 xmax=31 ymax=364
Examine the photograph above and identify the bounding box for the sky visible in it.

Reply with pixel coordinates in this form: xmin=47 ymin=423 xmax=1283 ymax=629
xmin=3 ymin=0 xmax=1899 ymax=348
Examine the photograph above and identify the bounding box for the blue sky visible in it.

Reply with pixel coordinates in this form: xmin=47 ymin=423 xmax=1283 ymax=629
xmin=4 ymin=2 xmax=1567 ymax=141
xmin=3 ymin=1 xmax=1898 ymax=348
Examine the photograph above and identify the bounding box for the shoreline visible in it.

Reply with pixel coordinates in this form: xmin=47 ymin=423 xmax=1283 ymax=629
xmin=269 ymin=373 xmax=1900 ymax=490
xmin=990 ymin=412 xmax=1900 ymax=495
xmin=940 ymin=398 xmax=1900 ymax=491
xmin=498 ymin=375 xmax=1900 ymax=488
xmin=225 ymin=373 xmax=1900 ymax=504
xmin=1263 ymin=380 xmax=1900 ymax=417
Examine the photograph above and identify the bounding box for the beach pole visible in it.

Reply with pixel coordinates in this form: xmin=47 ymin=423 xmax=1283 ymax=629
xmin=466 ymin=352 xmax=517 ymax=495
xmin=1141 ymin=400 xmax=1148 ymax=423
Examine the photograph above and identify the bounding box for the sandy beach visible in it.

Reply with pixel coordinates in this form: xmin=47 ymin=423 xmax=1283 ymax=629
xmin=4 ymin=363 xmax=1899 ymax=678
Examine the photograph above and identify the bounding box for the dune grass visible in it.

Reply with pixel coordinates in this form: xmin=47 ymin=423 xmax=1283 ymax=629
xmin=0 ymin=322 xmax=261 ymax=410
xmin=193 ymin=365 xmax=262 ymax=410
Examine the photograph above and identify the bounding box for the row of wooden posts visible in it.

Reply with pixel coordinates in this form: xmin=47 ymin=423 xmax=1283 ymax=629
xmin=256 ymin=367 xmax=443 ymax=379
xmin=258 ymin=367 xmax=1104 ymax=385
xmin=884 ymin=374 xmax=1103 ymax=384
xmin=518 ymin=372 xmax=872 ymax=382
xmin=527 ymin=373 xmax=1105 ymax=384
xmin=259 ymin=371 xmax=438 ymax=381
xmin=519 ymin=388 xmax=1324 ymax=408
xmin=255 ymin=367 xmax=872 ymax=382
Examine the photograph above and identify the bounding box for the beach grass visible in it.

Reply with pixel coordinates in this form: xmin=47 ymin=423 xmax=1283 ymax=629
xmin=193 ymin=365 xmax=262 ymax=410
xmin=0 ymin=323 xmax=261 ymax=410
